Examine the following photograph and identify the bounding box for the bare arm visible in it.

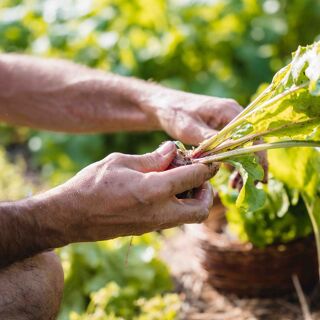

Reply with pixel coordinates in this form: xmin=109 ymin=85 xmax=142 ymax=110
xmin=0 ymin=54 xmax=162 ymax=133
xmin=0 ymin=54 xmax=242 ymax=144
xmin=0 ymin=55 xmax=242 ymax=267
xmin=0 ymin=142 xmax=217 ymax=268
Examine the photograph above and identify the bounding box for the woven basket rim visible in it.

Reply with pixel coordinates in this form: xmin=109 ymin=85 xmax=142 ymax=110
xmin=187 ymin=223 xmax=315 ymax=254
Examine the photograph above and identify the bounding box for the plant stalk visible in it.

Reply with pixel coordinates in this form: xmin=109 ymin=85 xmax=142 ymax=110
xmin=200 ymin=118 xmax=319 ymax=156
xmin=193 ymin=82 xmax=309 ymax=157
xmin=193 ymin=140 xmax=320 ymax=163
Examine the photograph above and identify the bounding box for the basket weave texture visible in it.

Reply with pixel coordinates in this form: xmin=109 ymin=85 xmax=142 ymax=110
xmin=189 ymin=205 xmax=319 ymax=297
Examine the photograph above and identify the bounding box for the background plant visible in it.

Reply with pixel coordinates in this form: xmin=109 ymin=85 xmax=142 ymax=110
xmin=212 ymin=166 xmax=313 ymax=247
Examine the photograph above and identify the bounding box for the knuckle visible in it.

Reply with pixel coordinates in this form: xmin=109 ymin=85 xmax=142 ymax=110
xmin=226 ymin=99 xmax=243 ymax=112
xmin=190 ymin=206 xmax=209 ymax=224
xmin=144 ymin=152 xmax=162 ymax=171
xmin=191 ymin=170 xmax=199 ymax=187
xmin=106 ymin=152 xmax=124 ymax=164
xmin=220 ymin=98 xmax=241 ymax=110
xmin=142 ymin=174 xmax=167 ymax=199
xmin=180 ymin=120 xmax=194 ymax=135
xmin=226 ymin=98 xmax=238 ymax=104
xmin=167 ymin=180 xmax=176 ymax=196
xmin=192 ymin=165 xmax=210 ymax=186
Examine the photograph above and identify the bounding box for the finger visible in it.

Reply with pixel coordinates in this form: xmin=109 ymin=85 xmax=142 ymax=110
xmin=194 ymin=120 xmax=219 ymax=141
xmin=170 ymin=114 xmax=217 ymax=146
xmin=121 ymin=141 xmax=177 ymax=173
xmin=254 ymin=139 xmax=268 ymax=183
xmin=149 ymin=162 xmax=219 ymax=198
xmin=257 ymin=150 xmax=268 ymax=183
xmin=158 ymin=193 xmax=213 ymax=228
xmin=193 ymin=181 xmax=214 ymax=207
xmin=205 ymin=99 xmax=243 ymax=129
xmin=230 ymin=170 xmax=243 ymax=191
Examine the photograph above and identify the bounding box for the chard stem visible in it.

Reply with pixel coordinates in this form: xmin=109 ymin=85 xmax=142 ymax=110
xmin=225 ymin=83 xmax=273 ymax=126
xmin=204 ymin=118 xmax=318 ymax=155
xmin=193 ymin=140 xmax=320 ymax=163
xmin=193 ymin=82 xmax=309 ymax=157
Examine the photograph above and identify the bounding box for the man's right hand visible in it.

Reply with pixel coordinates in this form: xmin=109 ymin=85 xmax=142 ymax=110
xmin=0 ymin=141 xmax=219 ymax=267
xmin=57 ymin=141 xmax=218 ymax=243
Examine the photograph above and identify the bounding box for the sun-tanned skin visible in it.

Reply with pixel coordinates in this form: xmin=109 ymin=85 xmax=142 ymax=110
xmin=0 ymin=54 xmax=242 ymax=319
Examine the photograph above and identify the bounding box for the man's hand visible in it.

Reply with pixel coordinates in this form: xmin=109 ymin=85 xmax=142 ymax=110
xmin=145 ymin=90 xmax=243 ymax=145
xmin=59 ymin=141 xmax=218 ymax=242
xmin=0 ymin=141 xmax=218 ymax=266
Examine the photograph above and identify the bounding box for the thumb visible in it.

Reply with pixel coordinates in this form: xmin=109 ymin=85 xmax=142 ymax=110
xmin=127 ymin=141 xmax=177 ymax=173
xmin=178 ymin=117 xmax=218 ymax=145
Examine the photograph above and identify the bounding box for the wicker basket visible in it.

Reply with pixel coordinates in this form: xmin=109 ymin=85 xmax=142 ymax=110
xmin=188 ymin=204 xmax=319 ymax=297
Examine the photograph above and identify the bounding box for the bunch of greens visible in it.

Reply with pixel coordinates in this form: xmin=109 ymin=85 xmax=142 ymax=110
xmin=179 ymin=41 xmax=320 ymax=213
xmin=212 ymin=167 xmax=312 ymax=247
xmin=181 ymin=41 xmax=320 ymax=273
xmin=58 ymin=234 xmax=179 ymax=320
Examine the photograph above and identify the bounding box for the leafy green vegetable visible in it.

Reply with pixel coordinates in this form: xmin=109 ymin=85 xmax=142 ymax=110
xmin=187 ymin=42 xmax=320 ymax=258
xmin=225 ymin=155 xmax=265 ymax=212
xmin=183 ymin=41 xmax=320 ymax=212
xmin=193 ymin=42 xmax=320 ymax=156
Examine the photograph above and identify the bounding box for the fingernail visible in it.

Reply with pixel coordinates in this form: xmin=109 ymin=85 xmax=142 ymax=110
xmin=158 ymin=141 xmax=175 ymax=156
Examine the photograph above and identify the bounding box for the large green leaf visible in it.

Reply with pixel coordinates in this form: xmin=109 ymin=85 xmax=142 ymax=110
xmin=193 ymin=41 xmax=320 ymax=155
xmin=188 ymin=42 xmax=320 ymax=220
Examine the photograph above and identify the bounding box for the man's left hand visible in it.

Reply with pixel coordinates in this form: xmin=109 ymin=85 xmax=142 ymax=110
xmin=150 ymin=91 xmax=243 ymax=145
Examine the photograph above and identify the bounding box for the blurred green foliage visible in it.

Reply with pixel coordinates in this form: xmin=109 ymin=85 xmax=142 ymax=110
xmin=212 ymin=167 xmax=312 ymax=247
xmin=58 ymin=234 xmax=179 ymax=320
xmin=1 ymin=0 xmax=320 ymax=182
xmin=0 ymin=146 xmax=35 ymax=199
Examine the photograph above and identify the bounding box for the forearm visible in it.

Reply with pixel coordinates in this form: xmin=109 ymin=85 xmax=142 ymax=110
xmin=0 ymin=54 xmax=173 ymax=133
xmin=0 ymin=188 xmax=69 ymax=268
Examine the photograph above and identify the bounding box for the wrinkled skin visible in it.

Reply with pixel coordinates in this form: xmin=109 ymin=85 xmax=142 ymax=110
xmin=59 ymin=141 xmax=219 ymax=243
xmin=151 ymin=92 xmax=243 ymax=145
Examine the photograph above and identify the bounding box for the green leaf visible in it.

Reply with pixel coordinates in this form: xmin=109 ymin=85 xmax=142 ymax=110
xmin=268 ymin=147 xmax=320 ymax=198
xmin=213 ymin=173 xmax=312 ymax=248
xmin=226 ymin=155 xmax=265 ymax=212
xmin=193 ymin=41 xmax=320 ymax=156
xmin=188 ymin=42 xmax=320 ymax=232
